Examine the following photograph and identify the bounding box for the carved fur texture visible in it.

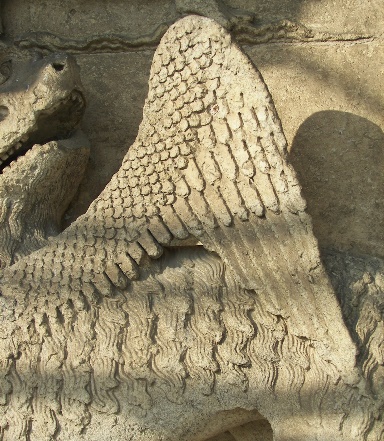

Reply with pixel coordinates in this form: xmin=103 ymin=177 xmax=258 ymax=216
xmin=0 ymin=53 xmax=89 ymax=266
xmin=5 ymin=15 xmax=354 ymax=369
xmin=1 ymin=247 xmax=383 ymax=440
xmin=0 ymin=16 xmax=382 ymax=441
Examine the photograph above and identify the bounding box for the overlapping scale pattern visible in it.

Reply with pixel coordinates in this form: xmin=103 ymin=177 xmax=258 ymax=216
xmin=3 ymin=16 xmax=355 ymax=425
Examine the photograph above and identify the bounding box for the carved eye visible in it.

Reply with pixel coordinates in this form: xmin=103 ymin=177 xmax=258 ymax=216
xmin=0 ymin=60 xmax=12 ymax=85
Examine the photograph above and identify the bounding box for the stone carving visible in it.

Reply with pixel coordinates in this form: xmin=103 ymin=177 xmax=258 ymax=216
xmin=0 ymin=52 xmax=89 ymax=267
xmin=16 ymin=0 xmax=349 ymax=55
xmin=0 ymin=15 xmax=383 ymax=441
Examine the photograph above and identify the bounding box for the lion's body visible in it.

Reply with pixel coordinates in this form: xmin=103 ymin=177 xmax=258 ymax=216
xmin=0 ymin=247 xmax=383 ymax=441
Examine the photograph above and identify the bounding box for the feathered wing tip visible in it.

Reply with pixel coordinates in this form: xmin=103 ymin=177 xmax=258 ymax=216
xmin=3 ymin=16 xmax=356 ymax=375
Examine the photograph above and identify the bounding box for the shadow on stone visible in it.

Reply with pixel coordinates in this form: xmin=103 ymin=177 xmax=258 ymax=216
xmin=290 ymin=111 xmax=384 ymax=258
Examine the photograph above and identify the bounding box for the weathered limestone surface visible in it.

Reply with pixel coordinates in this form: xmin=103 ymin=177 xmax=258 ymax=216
xmin=246 ymin=42 xmax=384 ymax=257
xmin=2 ymin=0 xmax=383 ymax=257
xmin=0 ymin=2 xmax=383 ymax=441
xmin=0 ymin=52 xmax=89 ymax=266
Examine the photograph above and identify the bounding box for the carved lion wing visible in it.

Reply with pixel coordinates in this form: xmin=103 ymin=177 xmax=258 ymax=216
xmin=4 ymin=16 xmax=355 ymax=374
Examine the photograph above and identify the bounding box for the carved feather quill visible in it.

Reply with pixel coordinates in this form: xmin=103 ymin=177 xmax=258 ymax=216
xmin=3 ymin=16 xmax=356 ymax=377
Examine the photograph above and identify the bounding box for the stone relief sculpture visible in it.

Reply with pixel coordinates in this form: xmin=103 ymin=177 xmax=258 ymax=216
xmin=0 ymin=15 xmax=383 ymax=441
xmin=0 ymin=52 xmax=89 ymax=267
xmin=15 ymin=0 xmax=318 ymax=54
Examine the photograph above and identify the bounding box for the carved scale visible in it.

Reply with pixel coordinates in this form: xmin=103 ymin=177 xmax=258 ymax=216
xmin=0 ymin=15 xmax=382 ymax=441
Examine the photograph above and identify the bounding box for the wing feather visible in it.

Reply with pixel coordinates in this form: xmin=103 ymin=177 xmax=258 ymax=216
xmin=158 ymin=204 xmax=189 ymax=240
xmin=3 ymin=16 xmax=356 ymax=373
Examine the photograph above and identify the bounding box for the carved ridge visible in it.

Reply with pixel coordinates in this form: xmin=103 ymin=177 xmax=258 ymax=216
xmin=14 ymin=21 xmax=375 ymax=55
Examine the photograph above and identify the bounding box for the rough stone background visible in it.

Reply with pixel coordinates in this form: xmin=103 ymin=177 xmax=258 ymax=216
xmin=1 ymin=0 xmax=383 ymax=258
xmin=0 ymin=2 xmax=383 ymax=441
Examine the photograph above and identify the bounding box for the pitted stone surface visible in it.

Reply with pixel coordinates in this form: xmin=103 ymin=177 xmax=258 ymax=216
xmin=0 ymin=16 xmax=382 ymax=441
xmin=0 ymin=53 xmax=89 ymax=267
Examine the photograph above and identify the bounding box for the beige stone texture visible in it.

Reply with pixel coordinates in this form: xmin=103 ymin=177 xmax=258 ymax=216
xmin=245 ymin=41 xmax=384 ymax=257
xmin=71 ymin=53 xmax=154 ymax=222
xmin=226 ymin=0 xmax=384 ymax=35
xmin=3 ymin=0 xmax=383 ymax=258
xmin=3 ymin=0 xmax=176 ymax=40
xmin=1 ymin=2 xmax=384 ymax=441
xmin=0 ymin=52 xmax=89 ymax=266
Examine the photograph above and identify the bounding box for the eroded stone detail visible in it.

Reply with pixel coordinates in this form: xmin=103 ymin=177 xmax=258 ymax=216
xmin=0 ymin=53 xmax=89 ymax=266
xmin=14 ymin=0 xmax=372 ymax=55
xmin=0 ymin=15 xmax=382 ymax=441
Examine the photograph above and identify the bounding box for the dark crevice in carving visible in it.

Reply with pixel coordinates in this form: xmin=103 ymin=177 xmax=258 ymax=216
xmin=15 ymin=23 xmax=174 ymax=55
xmin=13 ymin=27 xmax=377 ymax=56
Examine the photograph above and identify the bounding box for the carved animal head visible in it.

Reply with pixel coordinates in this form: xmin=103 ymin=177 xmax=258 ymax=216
xmin=0 ymin=52 xmax=89 ymax=267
